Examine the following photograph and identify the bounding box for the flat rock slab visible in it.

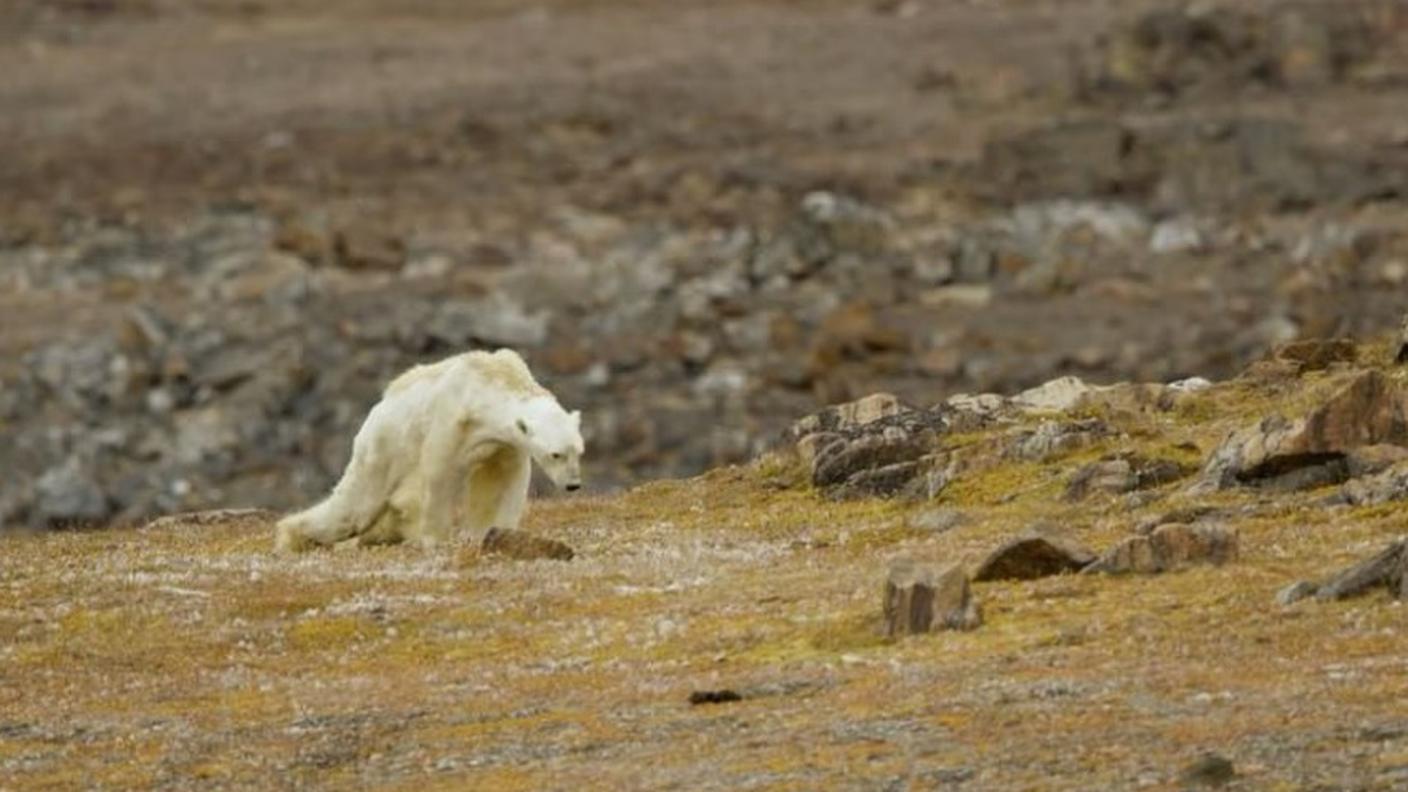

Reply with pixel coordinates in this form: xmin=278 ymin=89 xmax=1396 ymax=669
xmin=884 ymin=559 xmax=981 ymax=637
xmin=481 ymin=528 xmax=575 ymax=561
xmin=1085 ymin=523 xmax=1238 ymax=575
xmin=142 ymin=508 xmax=278 ymax=531
xmin=973 ymin=533 xmax=1097 ymax=581
xmin=1314 ymin=539 xmax=1407 ymax=601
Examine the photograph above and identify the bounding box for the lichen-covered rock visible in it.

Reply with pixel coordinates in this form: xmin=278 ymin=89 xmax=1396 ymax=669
xmin=1195 ymin=371 xmax=1408 ymax=492
xmin=1064 ymin=454 xmax=1190 ymax=501
xmin=1085 ymin=523 xmax=1238 ymax=575
xmin=973 ymin=531 xmax=1097 ymax=582
xmin=1005 ymin=419 xmax=1113 ymax=462
xmin=785 ymin=392 xmax=908 ymax=449
xmin=796 ymin=399 xmax=950 ymax=500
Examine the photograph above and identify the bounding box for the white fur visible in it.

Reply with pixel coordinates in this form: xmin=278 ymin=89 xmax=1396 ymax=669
xmin=275 ymin=349 xmax=584 ymax=552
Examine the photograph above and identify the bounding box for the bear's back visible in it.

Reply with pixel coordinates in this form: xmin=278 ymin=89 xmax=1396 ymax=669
xmin=469 ymin=349 xmax=546 ymax=397
xmin=384 ymin=349 xmax=546 ymax=399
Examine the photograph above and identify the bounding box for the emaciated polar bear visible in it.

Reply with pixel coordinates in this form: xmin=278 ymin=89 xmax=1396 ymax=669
xmin=275 ymin=349 xmax=583 ymax=552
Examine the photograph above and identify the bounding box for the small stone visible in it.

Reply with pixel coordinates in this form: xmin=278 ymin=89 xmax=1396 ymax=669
xmin=1149 ymin=218 xmax=1205 ymax=255
xmin=883 ymin=560 xmax=981 ymax=637
xmin=688 ymin=689 xmax=742 ymax=706
xmin=481 ymin=528 xmax=575 ymax=561
xmin=907 ymin=508 xmax=969 ymax=534
xmin=973 ymin=531 xmax=1097 ymax=582
xmin=334 ymin=226 xmax=404 ymax=271
xmin=1179 ymin=753 xmax=1235 ymax=787
xmin=1167 ymin=377 xmax=1213 ymax=393
xmin=1276 ymin=580 xmax=1319 ymax=606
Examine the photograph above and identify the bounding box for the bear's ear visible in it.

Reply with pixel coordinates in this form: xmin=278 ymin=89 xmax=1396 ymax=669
xmin=516 ymin=418 xmax=531 ymax=436
xmin=570 ymin=410 xmax=581 ymax=425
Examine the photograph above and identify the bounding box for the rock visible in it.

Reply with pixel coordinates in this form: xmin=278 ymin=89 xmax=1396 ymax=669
xmin=429 ymin=297 xmax=550 ymax=348
xmin=1133 ymin=506 xmax=1226 ymax=535
xmin=275 ymin=217 xmax=334 ymax=265
xmin=800 ymin=405 xmax=950 ymax=499
xmin=793 ymin=191 xmax=897 ymax=267
xmin=1266 ymin=338 xmax=1357 ymax=374
xmin=33 ymin=457 xmax=110 ymax=528
xmin=977 ymin=120 xmax=1134 ymax=204
xmin=143 ymin=508 xmax=278 ymax=532
xmin=1179 ymin=752 xmax=1236 ymax=788
xmin=1276 ymin=580 xmax=1319 ymax=606
xmin=786 ymin=392 xmax=908 ymax=442
xmin=1078 ymin=4 xmax=1378 ymax=101
xmin=827 ymin=459 xmax=942 ymax=501
xmin=1196 ymin=371 xmax=1408 ymax=492
xmin=1168 ymin=377 xmax=1213 ymax=393
xmin=812 ymin=428 xmax=926 ymax=490
xmin=907 ymin=508 xmax=969 ymax=534
xmin=942 ymin=392 xmax=1011 ymax=427
xmin=973 ymin=531 xmax=1097 ymax=582
xmin=1313 ymin=539 xmax=1407 ymax=602
xmin=195 ymin=344 xmax=269 ymax=392
xmin=481 ymin=527 xmax=575 ymax=561
xmin=1398 ymin=314 xmax=1408 ymax=364
xmin=918 ymin=284 xmax=991 ymax=309
xmin=1085 ymin=523 xmax=1238 ymax=575
xmin=977 ymin=116 xmax=1405 ymax=213
xmin=1011 ymin=376 xmax=1097 ymax=413
xmin=1064 ymin=455 xmax=1191 ymax=501
xmin=883 ymin=560 xmax=981 ymax=636
xmin=1339 ymin=460 xmax=1408 ymax=506
xmin=688 ymin=689 xmax=742 ymax=706
xmin=1149 ymin=218 xmax=1205 ymax=254
xmin=334 ymin=225 xmax=404 ymax=271
xmin=807 ymin=302 xmax=910 ymax=388
xmin=1006 ymin=419 xmax=1112 ymax=462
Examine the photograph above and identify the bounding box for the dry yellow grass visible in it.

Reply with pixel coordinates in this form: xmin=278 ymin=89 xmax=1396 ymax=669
xmin=5 ymin=359 xmax=1408 ymax=790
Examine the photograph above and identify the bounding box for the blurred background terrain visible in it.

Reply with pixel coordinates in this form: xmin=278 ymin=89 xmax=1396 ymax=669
xmin=3 ymin=0 xmax=1408 ymax=527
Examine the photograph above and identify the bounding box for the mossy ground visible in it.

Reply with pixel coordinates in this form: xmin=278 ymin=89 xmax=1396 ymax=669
xmin=5 ymin=356 xmax=1408 ymax=789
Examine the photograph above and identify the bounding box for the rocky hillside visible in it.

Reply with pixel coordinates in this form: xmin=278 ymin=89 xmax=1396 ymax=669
xmin=4 ymin=336 xmax=1408 ymax=789
xmin=5 ymin=0 xmax=1408 ymax=529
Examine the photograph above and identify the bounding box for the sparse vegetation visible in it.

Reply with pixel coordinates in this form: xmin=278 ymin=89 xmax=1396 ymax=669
xmin=6 ymin=351 xmax=1408 ymax=789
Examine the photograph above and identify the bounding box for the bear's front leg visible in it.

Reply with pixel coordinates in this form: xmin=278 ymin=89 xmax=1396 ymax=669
xmin=415 ymin=423 xmax=481 ymax=549
xmin=464 ymin=448 xmax=531 ymax=539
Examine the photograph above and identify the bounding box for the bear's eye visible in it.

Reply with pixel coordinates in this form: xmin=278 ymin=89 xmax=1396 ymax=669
xmin=551 ymin=452 xmax=564 ymax=461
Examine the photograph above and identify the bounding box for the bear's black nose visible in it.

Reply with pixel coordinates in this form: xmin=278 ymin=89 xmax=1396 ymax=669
xmin=566 ymin=483 xmax=581 ymax=492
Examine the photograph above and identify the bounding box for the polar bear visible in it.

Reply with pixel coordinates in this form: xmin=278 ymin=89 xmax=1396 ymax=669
xmin=275 ymin=349 xmax=583 ymax=552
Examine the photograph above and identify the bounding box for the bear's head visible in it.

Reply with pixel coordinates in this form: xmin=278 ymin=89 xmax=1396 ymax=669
xmin=515 ymin=398 xmax=585 ymax=492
